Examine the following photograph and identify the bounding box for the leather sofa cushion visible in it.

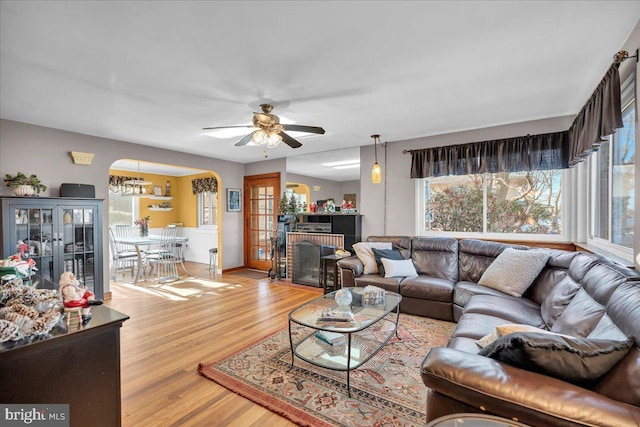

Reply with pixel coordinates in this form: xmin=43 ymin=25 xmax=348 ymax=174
xmin=354 ymin=274 xmax=402 ymax=293
xmin=526 ymin=250 xmax=579 ymax=304
xmin=551 ymin=288 xmax=606 ymax=337
xmin=462 ymin=294 xmax=545 ymax=327
xmin=453 ymin=281 xmax=513 ymax=307
xmin=478 ymin=332 xmax=635 ymax=385
xmin=540 ymin=275 xmax=581 ymax=328
xmin=400 ymin=276 xmax=454 ymax=302
xmin=447 ymin=336 xmax=484 ymax=354
xmin=450 ymin=312 xmax=521 ymax=340
xmin=411 ymin=237 xmax=458 ymax=282
xmin=594 ymin=346 xmax=640 ymax=406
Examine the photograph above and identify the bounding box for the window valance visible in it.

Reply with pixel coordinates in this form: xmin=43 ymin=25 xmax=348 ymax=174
xmin=567 ymin=64 xmax=623 ymax=167
xmin=192 ymin=177 xmax=218 ymax=194
xmin=409 ymin=131 xmax=569 ymax=178
xmin=409 ymin=63 xmax=623 ymax=178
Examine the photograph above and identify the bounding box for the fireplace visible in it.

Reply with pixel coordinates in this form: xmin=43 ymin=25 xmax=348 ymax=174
xmin=292 ymin=240 xmax=335 ymax=287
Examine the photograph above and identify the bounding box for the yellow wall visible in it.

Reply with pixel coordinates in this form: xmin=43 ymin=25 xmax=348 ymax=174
xmin=110 ymin=169 xmax=179 ymax=228
xmin=109 ymin=168 xmax=222 ymax=230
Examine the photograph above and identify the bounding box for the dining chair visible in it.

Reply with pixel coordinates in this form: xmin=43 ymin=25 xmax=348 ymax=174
xmin=108 ymin=227 xmax=139 ymax=281
xmin=114 ymin=224 xmax=135 ymax=253
xmin=145 ymin=226 xmax=180 ymax=283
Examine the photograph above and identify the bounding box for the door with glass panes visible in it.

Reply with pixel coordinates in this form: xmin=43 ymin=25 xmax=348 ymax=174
xmin=244 ymin=173 xmax=280 ymax=271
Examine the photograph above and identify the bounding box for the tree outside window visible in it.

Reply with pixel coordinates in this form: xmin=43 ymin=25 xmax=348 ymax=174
xmin=425 ymin=170 xmax=562 ymax=235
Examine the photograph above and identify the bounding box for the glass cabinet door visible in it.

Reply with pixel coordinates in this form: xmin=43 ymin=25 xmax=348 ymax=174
xmin=61 ymin=207 xmax=96 ymax=292
xmin=13 ymin=207 xmax=55 ymax=281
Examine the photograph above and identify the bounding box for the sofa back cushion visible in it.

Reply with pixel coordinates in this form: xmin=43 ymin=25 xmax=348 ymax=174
xmin=547 ymin=257 xmax=640 ymax=405
xmin=411 ymin=237 xmax=458 ymax=282
xmin=538 ymin=252 xmax=595 ymax=328
xmin=591 ymin=279 xmax=640 ymax=406
xmin=366 ymin=236 xmax=412 ymax=259
xmin=526 ymin=250 xmax=580 ymax=304
xmin=457 ymin=239 xmax=528 ymax=283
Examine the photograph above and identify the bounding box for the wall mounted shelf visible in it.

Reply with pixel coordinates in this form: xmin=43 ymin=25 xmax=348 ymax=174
xmin=149 ymin=196 xmax=173 ymax=200
xmin=148 ymin=207 xmax=173 ymax=211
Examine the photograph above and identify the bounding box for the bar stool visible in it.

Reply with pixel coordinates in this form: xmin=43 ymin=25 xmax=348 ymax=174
xmin=209 ymin=248 xmax=218 ymax=272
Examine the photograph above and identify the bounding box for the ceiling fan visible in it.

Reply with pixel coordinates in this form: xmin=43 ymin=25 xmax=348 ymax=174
xmin=203 ymin=104 xmax=325 ymax=149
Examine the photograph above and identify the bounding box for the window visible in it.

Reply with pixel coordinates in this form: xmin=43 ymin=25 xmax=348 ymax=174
xmin=198 ymin=191 xmax=218 ymax=227
xmin=589 ymin=73 xmax=635 ymax=253
xmin=109 ymin=192 xmax=136 ymax=225
xmin=420 ymin=170 xmax=564 ymax=238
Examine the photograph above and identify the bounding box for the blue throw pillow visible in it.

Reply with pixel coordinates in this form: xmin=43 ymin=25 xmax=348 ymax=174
xmin=371 ymin=248 xmax=403 ymax=276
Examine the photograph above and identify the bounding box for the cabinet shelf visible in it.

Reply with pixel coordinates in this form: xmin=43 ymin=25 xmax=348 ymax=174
xmin=148 ymin=207 xmax=173 ymax=211
xmin=149 ymin=196 xmax=173 ymax=200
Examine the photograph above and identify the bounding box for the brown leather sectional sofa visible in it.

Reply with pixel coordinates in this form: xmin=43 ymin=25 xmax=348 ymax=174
xmin=337 ymin=236 xmax=640 ymax=427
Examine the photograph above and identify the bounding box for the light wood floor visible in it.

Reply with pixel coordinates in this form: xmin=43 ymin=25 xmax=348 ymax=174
xmin=105 ymin=261 xmax=323 ymax=426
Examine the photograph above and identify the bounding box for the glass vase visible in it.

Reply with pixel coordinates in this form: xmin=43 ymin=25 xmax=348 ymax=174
xmin=140 ymin=224 xmax=149 ymax=237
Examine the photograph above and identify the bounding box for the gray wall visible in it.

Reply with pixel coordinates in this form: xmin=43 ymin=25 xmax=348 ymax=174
xmin=285 ymin=172 xmax=343 ymax=205
xmin=358 ymin=115 xmax=576 ymax=238
xmin=0 ymin=119 xmax=246 ymax=292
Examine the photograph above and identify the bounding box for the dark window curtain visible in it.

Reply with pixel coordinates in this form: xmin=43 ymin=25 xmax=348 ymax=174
xmin=191 ymin=177 xmax=218 ymax=194
xmin=410 ymin=132 xmax=568 ymax=178
xmin=409 ymin=63 xmax=622 ymax=178
xmin=567 ymin=64 xmax=623 ymax=166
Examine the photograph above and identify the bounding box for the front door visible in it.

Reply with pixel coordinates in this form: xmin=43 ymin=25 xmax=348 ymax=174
xmin=244 ymin=173 xmax=280 ymax=271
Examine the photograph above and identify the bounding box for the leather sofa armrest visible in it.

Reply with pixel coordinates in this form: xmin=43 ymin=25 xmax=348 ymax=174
xmin=421 ymin=347 xmax=640 ymax=427
xmin=337 ymin=256 xmax=363 ymax=288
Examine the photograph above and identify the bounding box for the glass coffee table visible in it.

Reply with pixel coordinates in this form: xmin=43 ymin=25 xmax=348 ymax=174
xmin=288 ymin=288 xmax=402 ymax=397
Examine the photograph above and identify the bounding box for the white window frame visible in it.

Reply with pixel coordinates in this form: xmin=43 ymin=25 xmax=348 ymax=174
xmin=586 ymin=72 xmax=635 ymax=260
xmin=198 ymin=191 xmax=218 ymax=229
xmin=415 ymin=169 xmax=570 ymax=242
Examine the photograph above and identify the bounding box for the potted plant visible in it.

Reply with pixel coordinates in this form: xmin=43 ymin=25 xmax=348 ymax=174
xmin=4 ymin=172 xmax=48 ymax=196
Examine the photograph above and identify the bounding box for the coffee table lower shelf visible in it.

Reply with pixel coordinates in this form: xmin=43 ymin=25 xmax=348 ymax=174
xmin=287 ymin=289 xmax=402 ymax=397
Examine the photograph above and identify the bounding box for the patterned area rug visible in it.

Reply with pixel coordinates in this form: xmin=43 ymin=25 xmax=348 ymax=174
xmin=198 ymin=314 xmax=455 ymax=426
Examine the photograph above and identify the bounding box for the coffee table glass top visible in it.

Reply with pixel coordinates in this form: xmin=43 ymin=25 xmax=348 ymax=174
xmin=289 ymin=289 xmax=402 ymax=333
xmin=288 ymin=288 xmax=402 ymax=373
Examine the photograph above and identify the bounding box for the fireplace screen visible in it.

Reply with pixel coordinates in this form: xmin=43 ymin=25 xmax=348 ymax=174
xmin=292 ymin=240 xmax=335 ymax=287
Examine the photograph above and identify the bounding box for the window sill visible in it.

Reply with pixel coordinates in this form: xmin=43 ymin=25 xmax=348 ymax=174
xmin=573 ymin=242 xmax=635 ymax=269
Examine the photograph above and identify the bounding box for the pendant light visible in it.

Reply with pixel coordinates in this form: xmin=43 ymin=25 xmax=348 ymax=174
xmin=122 ymin=161 xmax=152 ymax=197
xmin=371 ymin=134 xmax=382 ymax=184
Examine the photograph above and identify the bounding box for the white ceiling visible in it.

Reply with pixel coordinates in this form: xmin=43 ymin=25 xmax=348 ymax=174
xmin=1 ymin=1 xmax=639 ymax=181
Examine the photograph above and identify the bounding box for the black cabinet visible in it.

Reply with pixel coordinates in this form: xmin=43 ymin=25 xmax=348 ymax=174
xmin=296 ymin=214 xmax=362 ymax=253
xmin=1 ymin=197 xmax=104 ymax=298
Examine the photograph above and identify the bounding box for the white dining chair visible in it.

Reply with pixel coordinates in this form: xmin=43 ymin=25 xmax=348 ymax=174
xmin=145 ymin=226 xmax=180 ymax=283
xmin=108 ymin=227 xmax=138 ymax=281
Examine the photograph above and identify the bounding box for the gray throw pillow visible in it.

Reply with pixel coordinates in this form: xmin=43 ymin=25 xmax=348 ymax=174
xmin=371 ymin=248 xmax=403 ymax=276
xmin=478 ymin=332 xmax=634 ymax=385
xmin=478 ymin=248 xmax=549 ymax=297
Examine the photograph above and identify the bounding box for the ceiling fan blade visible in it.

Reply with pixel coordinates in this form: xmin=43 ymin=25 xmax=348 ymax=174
xmin=235 ymin=132 xmax=256 ymax=146
xmin=282 ymin=124 xmax=325 ymax=135
xmin=202 ymin=125 xmax=252 ymax=130
xmin=280 ymin=132 xmax=302 ymax=149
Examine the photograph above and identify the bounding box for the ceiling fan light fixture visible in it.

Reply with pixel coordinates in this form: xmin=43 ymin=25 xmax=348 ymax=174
xmin=252 ymin=129 xmax=268 ymax=145
xmin=267 ymin=131 xmax=282 ymax=148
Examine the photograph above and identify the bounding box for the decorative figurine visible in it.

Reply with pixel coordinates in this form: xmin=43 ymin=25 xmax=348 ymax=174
xmin=59 ymin=271 xmax=102 ymax=324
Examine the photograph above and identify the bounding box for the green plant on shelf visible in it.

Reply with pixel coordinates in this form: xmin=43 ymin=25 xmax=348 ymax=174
xmin=4 ymin=172 xmax=48 ymax=194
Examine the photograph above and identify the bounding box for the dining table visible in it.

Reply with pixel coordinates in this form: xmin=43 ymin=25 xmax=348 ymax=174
xmin=113 ymin=235 xmax=189 ymax=284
